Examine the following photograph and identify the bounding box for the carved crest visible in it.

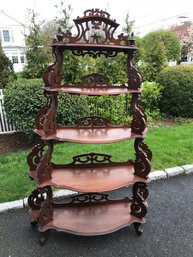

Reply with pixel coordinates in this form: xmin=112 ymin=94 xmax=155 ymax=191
xmin=53 ymin=8 xmax=131 ymax=46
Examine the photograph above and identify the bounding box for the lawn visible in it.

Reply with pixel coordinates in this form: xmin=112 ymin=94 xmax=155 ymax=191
xmin=0 ymin=122 xmax=193 ymax=203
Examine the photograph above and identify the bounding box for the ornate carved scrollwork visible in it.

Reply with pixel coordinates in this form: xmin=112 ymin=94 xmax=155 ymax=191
xmin=134 ymin=138 xmax=152 ymax=179
xmin=76 ymin=116 xmax=111 ymax=128
xmin=27 ymin=141 xmax=45 ymax=170
xmin=127 ymin=53 xmax=142 ymax=90
xmin=72 ymin=49 xmax=118 ymax=58
xmin=130 ymin=200 xmax=147 ymax=219
xmin=131 ymin=94 xmax=147 ymax=134
xmin=52 ymin=9 xmax=133 ymax=51
xmin=36 ymin=141 xmax=53 ymax=182
xmin=38 ymin=201 xmax=53 ymax=227
xmin=43 ymin=47 xmax=63 ymax=88
xmin=132 ymin=182 xmax=149 ymax=202
xmin=130 ymin=182 xmax=148 ymax=219
xmin=28 ymin=186 xmax=52 ymax=210
xmin=71 ymin=152 xmax=113 ymax=165
xmin=69 ymin=193 xmax=110 ymax=204
xmin=35 ymin=91 xmax=57 ymax=135
xmin=80 ymin=73 xmax=112 ymax=87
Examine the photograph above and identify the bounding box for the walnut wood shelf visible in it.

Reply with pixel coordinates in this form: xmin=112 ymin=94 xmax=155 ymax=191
xmin=44 ymin=86 xmax=141 ymax=96
xmin=30 ymin=199 xmax=145 ymax=236
xmin=35 ymin=127 xmax=147 ymax=143
xmin=29 ymin=162 xmax=148 ymax=192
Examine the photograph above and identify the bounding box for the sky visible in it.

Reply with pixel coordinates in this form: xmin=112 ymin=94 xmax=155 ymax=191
xmin=1 ymin=0 xmax=193 ymax=36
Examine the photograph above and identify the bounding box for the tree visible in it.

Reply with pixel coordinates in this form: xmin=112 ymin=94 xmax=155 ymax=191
xmin=139 ymin=30 xmax=181 ymax=81
xmin=23 ymin=9 xmax=51 ymax=79
xmin=181 ymin=23 xmax=193 ymax=62
xmin=0 ymin=42 xmax=16 ymax=88
xmin=54 ymin=1 xmax=86 ymax=83
xmin=122 ymin=11 xmax=135 ymax=36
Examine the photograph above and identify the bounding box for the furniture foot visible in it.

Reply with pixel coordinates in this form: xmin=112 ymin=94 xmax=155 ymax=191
xmin=134 ymin=222 xmax=143 ymax=236
xmin=39 ymin=230 xmax=50 ymax=246
xmin=30 ymin=220 xmax=37 ymax=228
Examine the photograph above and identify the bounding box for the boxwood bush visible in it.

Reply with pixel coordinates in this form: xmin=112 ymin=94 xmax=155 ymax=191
xmin=156 ymin=65 xmax=193 ymax=117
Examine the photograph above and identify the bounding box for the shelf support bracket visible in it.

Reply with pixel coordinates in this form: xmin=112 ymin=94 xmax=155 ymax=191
xmin=134 ymin=138 xmax=152 ymax=179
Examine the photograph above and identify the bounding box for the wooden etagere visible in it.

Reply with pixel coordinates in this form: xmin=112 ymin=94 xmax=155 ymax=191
xmin=27 ymin=8 xmax=152 ymax=245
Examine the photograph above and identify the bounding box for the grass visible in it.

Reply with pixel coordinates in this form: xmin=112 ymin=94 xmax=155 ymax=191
xmin=0 ymin=122 xmax=193 ymax=203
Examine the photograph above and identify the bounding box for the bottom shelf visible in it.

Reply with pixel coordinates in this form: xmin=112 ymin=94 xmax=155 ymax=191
xmin=30 ymin=198 xmax=145 ymax=236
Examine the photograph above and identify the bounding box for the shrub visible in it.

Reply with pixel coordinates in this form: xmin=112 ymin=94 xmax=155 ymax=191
xmin=4 ymin=79 xmax=89 ymax=135
xmin=0 ymin=52 xmax=16 ymax=88
xmin=140 ymin=81 xmax=162 ymax=119
xmin=156 ymin=65 xmax=193 ymax=117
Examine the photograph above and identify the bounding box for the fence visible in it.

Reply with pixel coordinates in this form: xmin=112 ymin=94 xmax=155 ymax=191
xmin=0 ymin=89 xmax=18 ymax=134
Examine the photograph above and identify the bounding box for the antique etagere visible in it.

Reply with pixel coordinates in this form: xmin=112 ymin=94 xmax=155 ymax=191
xmin=27 ymin=8 xmax=152 ymax=245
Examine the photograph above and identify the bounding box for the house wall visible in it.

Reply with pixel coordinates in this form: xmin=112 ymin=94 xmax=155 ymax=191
xmin=0 ymin=11 xmax=26 ymax=72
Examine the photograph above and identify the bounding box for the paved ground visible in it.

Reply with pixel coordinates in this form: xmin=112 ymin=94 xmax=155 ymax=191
xmin=1 ymin=174 xmax=193 ymax=257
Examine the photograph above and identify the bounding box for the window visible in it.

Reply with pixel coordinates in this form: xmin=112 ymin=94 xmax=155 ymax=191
xmin=20 ymin=55 xmax=25 ymax=64
xmin=11 ymin=52 xmax=19 ymax=64
xmin=3 ymin=30 xmax=10 ymax=42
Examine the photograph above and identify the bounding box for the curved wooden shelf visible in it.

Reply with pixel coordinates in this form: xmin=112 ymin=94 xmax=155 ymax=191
xmin=29 ymin=162 xmax=148 ymax=192
xmin=44 ymin=86 xmax=140 ymax=96
xmin=31 ymin=200 xmax=145 ymax=236
xmin=35 ymin=127 xmax=147 ymax=143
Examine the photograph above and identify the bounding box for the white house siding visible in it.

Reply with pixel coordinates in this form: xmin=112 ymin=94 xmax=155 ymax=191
xmin=0 ymin=11 xmax=26 ymax=72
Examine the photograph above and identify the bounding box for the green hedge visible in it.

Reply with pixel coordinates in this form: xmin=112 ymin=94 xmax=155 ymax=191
xmin=4 ymin=79 xmax=89 ymax=135
xmin=156 ymin=65 xmax=193 ymax=117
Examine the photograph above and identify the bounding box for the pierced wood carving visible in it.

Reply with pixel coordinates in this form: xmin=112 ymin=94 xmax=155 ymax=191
xmin=134 ymin=138 xmax=152 ymax=179
xmin=36 ymin=141 xmax=53 ymax=182
xmin=38 ymin=201 xmax=53 ymax=227
xmin=28 ymin=186 xmax=52 ymax=210
xmin=69 ymin=193 xmax=110 ymax=204
xmin=132 ymin=182 xmax=149 ymax=202
xmin=127 ymin=53 xmax=142 ymax=90
xmin=130 ymin=182 xmax=148 ymax=219
xmin=27 ymin=141 xmax=45 ymax=170
xmin=43 ymin=47 xmax=63 ymax=88
xmin=75 ymin=116 xmax=111 ymax=128
xmin=71 ymin=152 xmax=113 ymax=165
xmin=131 ymin=94 xmax=147 ymax=134
xmin=53 ymin=9 xmax=130 ymax=46
xmin=35 ymin=91 xmax=57 ymax=134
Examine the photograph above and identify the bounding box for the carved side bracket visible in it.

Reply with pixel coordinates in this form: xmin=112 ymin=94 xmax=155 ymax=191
xmin=28 ymin=186 xmax=52 ymax=210
xmin=43 ymin=47 xmax=63 ymax=88
xmin=134 ymin=138 xmax=152 ymax=179
xmin=130 ymin=182 xmax=148 ymax=219
xmin=131 ymin=94 xmax=147 ymax=135
xmin=38 ymin=200 xmax=53 ymax=227
xmin=27 ymin=141 xmax=45 ymax=170
xmin=35 ymin=91 xmax=57 ymax=136
xmin=127 ymin=53 xmax=142 ymax=90
xmin=36 ymin=141 xmax=53 ymax=182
